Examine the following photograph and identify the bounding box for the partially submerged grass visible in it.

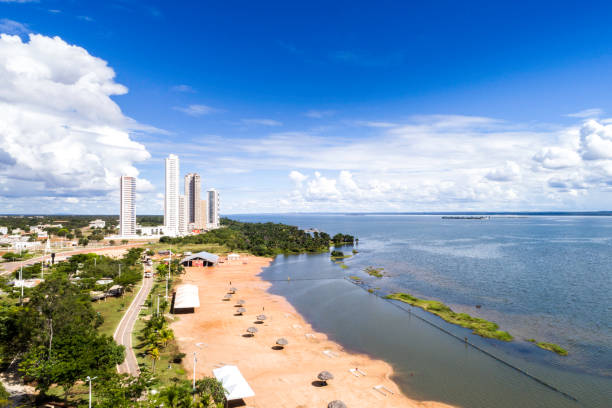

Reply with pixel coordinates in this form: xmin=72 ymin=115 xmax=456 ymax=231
xmin=339 ymin=264 xmax=348 ymax=269
xmin=527 ymin=339 xmax=568 ymax=356
xmin=364 ymin=266 xmax=385 ymax=278
xmin=349 ymin=276 xmax=362 ymax=281
xmin=385 ymin=292 xmax=513 ymax=341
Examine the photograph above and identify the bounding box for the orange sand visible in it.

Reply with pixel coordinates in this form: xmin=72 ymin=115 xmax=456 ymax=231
xmin=172 ymin=256 xmax=455 ymax=408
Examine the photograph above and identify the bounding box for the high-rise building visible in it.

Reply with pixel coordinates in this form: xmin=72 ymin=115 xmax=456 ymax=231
xmin=164 ymin=154 xmax=180 ymax=236
xmin=200 ymin=199 xmax=208 ymax=230
xmin=120 ymin=175 xmax=136 ymax=236
xmin=178 ymin=195 xmax=188 ymax=236
xmin=184 ymin=173 xmax=202 ymax=229
xmin=207 ymin=188 xmax=220 ymax=229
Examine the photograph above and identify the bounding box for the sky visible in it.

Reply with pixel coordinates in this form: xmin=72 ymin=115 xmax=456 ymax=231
xmin=2 ymin=0 xmax=612 ymax=214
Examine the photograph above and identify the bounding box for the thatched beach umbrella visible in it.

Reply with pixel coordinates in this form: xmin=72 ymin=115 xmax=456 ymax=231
xmin=328 ymin=401 xmax=347 ymax=408
xmin=317 ymin=371 xmax=334 ymax=385
xmin=236 ymin=299 xmax=246 ymax=306
xmin=223 ymin=294 xmax=232 ymax=300
xmin=256 ymin=314 xmax=267 ymax=322
xmin=246 ymin=327 xmax=258 ymax=336
xmin=236 ymin=307 xmax=246 ymax=315
xmin=229 ymin=287 xmax=237 ymax=294
xmin=276 ymin=338 xmax=288 ymax=347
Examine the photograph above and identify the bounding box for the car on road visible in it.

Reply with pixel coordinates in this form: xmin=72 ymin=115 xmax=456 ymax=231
xmin=144 ymin=272 xmax=152 ymax=278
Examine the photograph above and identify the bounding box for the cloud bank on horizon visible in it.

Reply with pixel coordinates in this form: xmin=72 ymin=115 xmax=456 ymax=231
xmin=0 ymin=33 xmax=611 ymax=214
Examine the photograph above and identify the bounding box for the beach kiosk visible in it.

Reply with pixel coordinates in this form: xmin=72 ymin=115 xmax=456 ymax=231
xmin=180 ymin=251 xmax=219 ymax=267
xmin=227 ymin=253 xmax=240 ymax=261
xmin=213 ymin=365 xmax=255 ymax=401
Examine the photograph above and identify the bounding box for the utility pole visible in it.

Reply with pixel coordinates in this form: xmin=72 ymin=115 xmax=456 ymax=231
xmin=118 ymin=263 xmax=121 ymax=276
xmin=156 ymin=295 xmax=160 ymax=316
xmin=86 ymin=375 xmax=97 ymax=408
xmin=19 ymin=263 xmax=23 ymax=306
xmin=193 ymin=352 xmax=197 ymax=402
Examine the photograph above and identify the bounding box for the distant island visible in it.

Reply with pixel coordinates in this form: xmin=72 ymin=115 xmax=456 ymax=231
xmin=441 ymin=216 xmax=489 ymax=220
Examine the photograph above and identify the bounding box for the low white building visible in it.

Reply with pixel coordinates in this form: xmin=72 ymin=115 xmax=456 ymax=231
xmin=89 ymin=219 xmax=106 ymax=229
xmin=12 ymin=241 xmax=41 ymax=251
xmin=0 ymin=227 xmax=7 ymax=235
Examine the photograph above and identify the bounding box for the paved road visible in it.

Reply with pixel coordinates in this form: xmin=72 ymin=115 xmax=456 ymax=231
xmin=0 ymin=243 xmax=144 ymax=276
xmin=114 ymin=274 xmax=154 ymax=375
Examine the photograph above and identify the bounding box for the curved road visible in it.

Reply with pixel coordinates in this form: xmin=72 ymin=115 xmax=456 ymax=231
xmin=114 ymin=273 xmax=154 ymax=375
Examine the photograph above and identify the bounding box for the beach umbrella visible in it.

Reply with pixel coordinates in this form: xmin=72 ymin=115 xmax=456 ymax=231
xmin=317 ymin=371 xmax=334 ymax=385
xmin=229 ymin=287 xmax=237 ymax=293
xmin=237 ymin=299 xmax=246 ymax=305
xmin=223 ymin=294 xmax=232 ymax=300
xmin=237 ymin=307 xmax=246 ymax=315
xmin=246 ymin=327 xmax=258 ymax=336
xmin=256 ymin=314 xmax=267 ymax=321
xmin=328 ymin=401 xmax=347 ymax=408
xmin=276 ymin=338 xmax=288 ymax=346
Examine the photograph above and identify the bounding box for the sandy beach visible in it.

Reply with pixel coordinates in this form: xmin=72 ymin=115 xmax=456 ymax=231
xmin=172 ymin=256 xmax=454 ymax=408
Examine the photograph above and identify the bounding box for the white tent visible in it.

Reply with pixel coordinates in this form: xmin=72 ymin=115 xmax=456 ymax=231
xmin=227 ymin=253 xmax=240 ymax=261
xmin=212 ymin=365 xmax=255 ymax=401
xmin=174 ymin=284 xmax=200 ymax=309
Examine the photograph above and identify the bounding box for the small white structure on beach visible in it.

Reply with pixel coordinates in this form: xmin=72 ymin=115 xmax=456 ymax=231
xmin=212 ymin=365 xmax=255 ymax=401
xmin=173 ymin=284 xmax=200 ymax=311
xmin=227 ymin=253 xmax=240 ymax=261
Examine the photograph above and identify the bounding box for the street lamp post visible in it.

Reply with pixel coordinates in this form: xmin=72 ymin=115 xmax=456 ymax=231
xmin=86 ymin=375 xmax=97 ymax=408
xmin=193 ymin=352 xmax=197 ymax=402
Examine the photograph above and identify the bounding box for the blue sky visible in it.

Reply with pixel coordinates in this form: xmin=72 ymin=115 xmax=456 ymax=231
xmin=2 ymin=0 xmax=612 ymax=213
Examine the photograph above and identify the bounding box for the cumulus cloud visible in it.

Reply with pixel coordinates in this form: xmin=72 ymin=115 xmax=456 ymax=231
xmin=533 ymin=147 xmax=581 ymax=169
xmin=579 ymin=119 xmax=612 ymax=160
xmin=173 ymin=104 xmax=218 ymax=116
xmin=289 ymin=170 xmax=308 ymax=186
xmin=485 ymin=161 xmax=521 ymax=181
xmin=0 ymin=34 xmax=151 ymax=200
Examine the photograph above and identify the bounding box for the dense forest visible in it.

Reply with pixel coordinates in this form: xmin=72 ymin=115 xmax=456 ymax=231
xmin=160 ymin=218 xmax=354 ymax=256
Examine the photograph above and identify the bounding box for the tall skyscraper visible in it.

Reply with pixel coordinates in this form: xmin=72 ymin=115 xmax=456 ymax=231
xmin=184 ymin=173 xmax=202 ymax=229
xmin=207 ymin=188 xmax=220 ymax=229
xmin=119 ymin=175 xmax=136 ymax=236
xmin=200 ymin=199 xmax=208 ymax=230
xmin=178 ymin=195 xmax=188 ymax=236
xmin=164 ymin=154 xmax=180 ymax=236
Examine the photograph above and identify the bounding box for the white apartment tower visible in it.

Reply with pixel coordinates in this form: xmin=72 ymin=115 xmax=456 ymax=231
xmin=184 ymin=173 xmax=202 ymax=229
xmin=207 ymin=188 xmax=220 ymax=229
xmin=119 ymin=175 xmax=136 ymax=236
xmin=164 ymin=154 xmax=180 ymax=236
xmin=178 ymin=195 xmax=188 ymax=236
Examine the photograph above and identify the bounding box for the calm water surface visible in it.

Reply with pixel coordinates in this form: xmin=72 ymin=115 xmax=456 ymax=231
xmin=232 ymin=214 xmax=612 ymax=408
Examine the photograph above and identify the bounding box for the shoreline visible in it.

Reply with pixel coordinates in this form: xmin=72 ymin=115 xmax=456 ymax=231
xmin=171 ymin=255 xmax=455 ymax=407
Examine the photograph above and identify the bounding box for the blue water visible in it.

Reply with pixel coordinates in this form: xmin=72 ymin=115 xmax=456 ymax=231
xmin=231 ymin=214 xmax=612 ymax=407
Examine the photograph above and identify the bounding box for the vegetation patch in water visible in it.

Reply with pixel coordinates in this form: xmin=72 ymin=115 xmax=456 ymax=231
xmin=527 ymin=339 xmax=568 ymax=356
xmin=364 ymin=266 xmax=385 ymax=278
xmin=385 ymin=292 xmax=513 ymax=341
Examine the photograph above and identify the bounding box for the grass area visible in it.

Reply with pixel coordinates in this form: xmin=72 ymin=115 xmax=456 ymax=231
xmin=386 ymin=292 xmax=513 ymax=341
xmin=92 ymin=283 xmax=140 ymax=337
xmin=364 ymin=266 xmax=385 ymax=278
xmin=132 ymin=276 xmax=187 ymax=384
xmin=148 ymin=242 xmax=231 ymax=255
xmin=527 ymin=339 xmax=568 ymax=356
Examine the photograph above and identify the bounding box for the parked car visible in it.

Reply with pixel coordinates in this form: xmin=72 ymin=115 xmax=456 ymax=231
xmin=144 ymin=272 xmax=152 ymax=278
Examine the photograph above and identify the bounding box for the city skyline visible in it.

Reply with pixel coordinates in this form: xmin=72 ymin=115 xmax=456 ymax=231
xmin=2 ymin=2 xmax=612 ymax=214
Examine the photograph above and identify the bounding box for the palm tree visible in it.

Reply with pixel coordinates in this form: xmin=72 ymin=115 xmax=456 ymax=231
xmin=147 ymin=346 xmax=160 ymax=373
xmin=160 ymin=328 xmax=175 ymax=348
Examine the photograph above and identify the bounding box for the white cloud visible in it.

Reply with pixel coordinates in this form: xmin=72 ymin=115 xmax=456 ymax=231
xmin=566 ymin=108 xmax=603 ymax=118
xmin=0 ymin=34 xmax=151 ymax=201
xmin=171 ymin=84 xmax=195 ymax=93
xmin=0 ymin=0 xmax=38 ymax=3
xmin=241 ymin=118 xmax=283 ymax=126
xmin=304 ymin=110 xmax=335 ymax=118
xmin=533 ymin=147 xmax=581 ymax=169
xmin=65 ymin=197 xmax=79 ymax=204
xmin=579 ymin=119 xmax=612 ymax=160
xmin=485 ymin=161 xmax=521 ymax=182
xmin=0 ymin=19 xmax=29 ymax=36
xmin=173 ymin=104 xmax=218 ymax=116
xmin=354 ymin=120 xmax=397 ymax=128
xmin=289 ymin=170 xmax=308 ymax=186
